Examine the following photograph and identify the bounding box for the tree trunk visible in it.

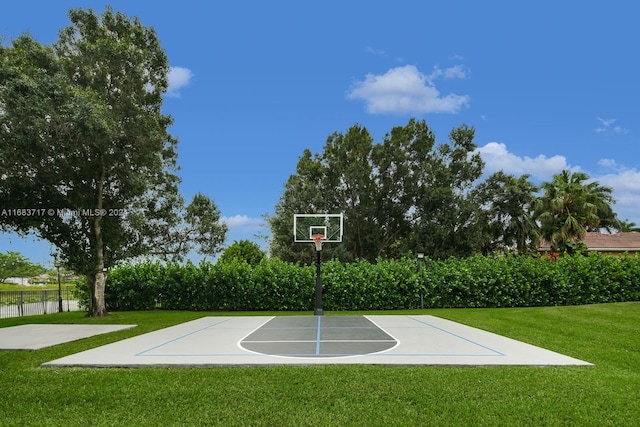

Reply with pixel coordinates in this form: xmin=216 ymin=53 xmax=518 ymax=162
xmin=89 ymin=156 xmax=108 ymax=317
xmin=88 ymin=269 xmax=108 ymax=316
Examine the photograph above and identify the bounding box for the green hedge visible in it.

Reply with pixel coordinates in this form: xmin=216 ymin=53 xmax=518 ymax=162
xmin=101 ymin=253 xmax=640 ymax=312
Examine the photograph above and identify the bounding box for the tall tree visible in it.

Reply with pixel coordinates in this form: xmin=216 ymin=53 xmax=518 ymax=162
xmin=534 ymin=170 xmax=618 ymax=252
xmin=472 ymin=172 xmax=540 ymax=254
xmin=141 ymin=193 xmax=228 ymax=262
xmin=269 ymin=119 xmax=486 ymax=262
xmin=370 ymin=119 xmax=435 ymax=258
xmin=409 ymin=124 xmax=485 ymax=259
xmin=270 ymin=121 xmax=423 ymax=262
xmin=323 ymin=125 xmax=378 ymax=259
xmin=0 ymin=8 xmax=226 ymax=315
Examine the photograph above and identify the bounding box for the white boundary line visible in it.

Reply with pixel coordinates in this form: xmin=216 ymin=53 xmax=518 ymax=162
xmin=236 ymin=316 xmax=275 ymax=356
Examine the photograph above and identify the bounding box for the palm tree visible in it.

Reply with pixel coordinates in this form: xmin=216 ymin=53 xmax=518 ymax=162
xmin=505 ymin=174 xmax=541 ymax=253
xmin=616 ymin=219 xmax=640 ymax=232
xmin=534 ymin=170 xmax=618 ymax=253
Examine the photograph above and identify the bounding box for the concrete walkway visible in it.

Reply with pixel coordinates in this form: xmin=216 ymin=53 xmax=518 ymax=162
xmin=33 ymin=315 xmax=593 ymax=367
xmin=0 ymin=324 xmax=136 ymax=350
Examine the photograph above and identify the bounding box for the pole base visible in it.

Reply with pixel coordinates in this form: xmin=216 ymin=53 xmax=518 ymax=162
xmin=314 ymin=308 xmax=324 ymax=316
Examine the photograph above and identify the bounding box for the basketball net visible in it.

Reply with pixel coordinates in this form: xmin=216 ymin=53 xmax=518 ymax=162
xmin=311 ymin=234 xmax=325 ymax=251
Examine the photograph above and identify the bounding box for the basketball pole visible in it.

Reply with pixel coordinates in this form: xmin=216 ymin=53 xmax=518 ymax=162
xmin=314 ymin=238 xmax=324 ymax=316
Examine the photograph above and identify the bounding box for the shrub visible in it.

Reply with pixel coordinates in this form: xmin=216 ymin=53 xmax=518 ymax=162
xmin=101 ymin=254 xmax=640 ymax=312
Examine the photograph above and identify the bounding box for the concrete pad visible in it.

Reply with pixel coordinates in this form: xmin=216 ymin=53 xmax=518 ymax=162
xmin=42 ymin=316 xmax=593 ymax=367
xmin=0 ymin=324 xmax=137 ymax=350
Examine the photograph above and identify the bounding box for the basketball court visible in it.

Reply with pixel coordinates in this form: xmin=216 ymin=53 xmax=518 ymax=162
xmin=8 ymin=214 xmax=591 ymax=368
xmin=40 ymin=315 xmax=592 ymax=367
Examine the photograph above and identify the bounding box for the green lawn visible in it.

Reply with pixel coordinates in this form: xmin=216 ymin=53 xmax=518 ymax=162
xmin=0 ymin=283 xmax=75 ymax=291
xmin=1 ymin=303 xmax=638 ymax=426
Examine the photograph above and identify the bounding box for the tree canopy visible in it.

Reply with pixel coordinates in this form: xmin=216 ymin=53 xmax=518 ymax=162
xmin=0 ymin=251 xmax=46 ymax=282
xmin=269 ymin=121 xmax=623 ymax=262
xmin=269 ymin=119 xmax=486 ymax=262
xmin=534 ymin=170 xmax=619 ymax=253
xmin=218 ymin=240 xmax=266 ymax=266
xmin=0 ymin=8 xmax=227 ymax=315
xmin=472 ymin=171 xmax=540 ymax=254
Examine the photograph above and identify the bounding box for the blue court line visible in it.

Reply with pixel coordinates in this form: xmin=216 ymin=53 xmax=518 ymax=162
xmin=407 ymin=316 xmax=506 ymax=356
xmin=135 ymin=318 xmax=233 ymax=357
xmin=136 ymin=352 xmax=503 ymax=358
xmin=315 ymin=316 xmax=322 ymax=355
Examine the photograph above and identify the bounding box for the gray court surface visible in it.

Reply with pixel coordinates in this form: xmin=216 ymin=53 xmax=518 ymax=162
xmin=0 ymin=324 xmax=136 ymax=350
xmin=40 ymin=315 xmax=593 ymax=367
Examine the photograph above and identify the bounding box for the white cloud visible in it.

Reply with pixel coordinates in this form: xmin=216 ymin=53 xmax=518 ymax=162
xmin=596 ymin=168 xmax=640 ymax=223
xmin=613 ymin=126 xmax=630 ymax=134
xmin=475 ymin=142 xmax=574 ymax=180
xmin=346 ymin=65 xmax=470 ymax=114
xmin=222 ymin=215 xmax=263 ymax=230
xmin=597 ymin=168 xmax=640 ymax=194
xmin=167 ymin=66 xmax=193 ymax=97
xmin=597 ymin=117 xmax=616 ymax=127
xmin=598 ymin=158 xmax=618 ymax=169
xmin=595 ymin=117 xmax=630 ymax=134
xmin=365 ymin=46 xmax=385 ymax=56
xmin=428 ymin=64 xmax=468 ymax=80
xmin=443 ymin=65 xmax=468 ymax=79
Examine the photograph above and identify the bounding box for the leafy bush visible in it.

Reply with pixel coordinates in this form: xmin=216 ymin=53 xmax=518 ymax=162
xmin=218 ymin=240 xmax=266 ymax=266
xmin=70 ymin=276 xmax=90 ymax=310
xmin=101 ymin=253 xmax=640 ymax=312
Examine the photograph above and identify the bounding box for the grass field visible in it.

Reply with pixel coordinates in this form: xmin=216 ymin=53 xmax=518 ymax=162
xmin=1 ymin=303 xmax=638 ymax=426
xmin=0 ymin=283 xmax=75 ymax=291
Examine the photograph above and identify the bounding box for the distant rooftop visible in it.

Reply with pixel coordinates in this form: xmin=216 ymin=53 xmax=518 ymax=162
xmin=539 ymin=232 xmax=640 ymax=252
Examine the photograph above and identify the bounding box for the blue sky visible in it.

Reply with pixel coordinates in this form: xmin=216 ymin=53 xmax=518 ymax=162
xmin=2 ymin=1 xmax=639 ymax=267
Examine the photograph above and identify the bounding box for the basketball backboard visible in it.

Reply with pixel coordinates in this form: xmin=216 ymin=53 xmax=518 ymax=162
xmin=293 ymin=213 xmax=343 ymax=243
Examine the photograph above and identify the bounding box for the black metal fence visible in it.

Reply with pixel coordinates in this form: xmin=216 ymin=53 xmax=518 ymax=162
xmin=0 ymin=288 xmax=79 ymax=318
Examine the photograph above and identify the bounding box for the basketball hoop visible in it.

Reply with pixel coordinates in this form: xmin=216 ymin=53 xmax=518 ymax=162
xmin=293 ymin=213 xmax=343 ymax=316
xmin=311 ymin=234 xmax=325 ymax=251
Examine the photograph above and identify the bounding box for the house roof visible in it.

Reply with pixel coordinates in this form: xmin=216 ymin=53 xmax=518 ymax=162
xmin=539 ymin=232 xmax=640 ymax=252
